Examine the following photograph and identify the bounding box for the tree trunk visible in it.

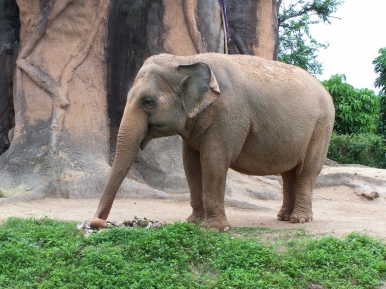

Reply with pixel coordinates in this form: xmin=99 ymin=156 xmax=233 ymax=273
xmin=227 ymin=0 xmax=278 ymax=59
xmin=0 ymin=0 xmax=279 ymax=203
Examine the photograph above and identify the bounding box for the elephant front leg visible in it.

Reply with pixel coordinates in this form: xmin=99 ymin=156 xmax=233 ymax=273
xmin=200 ymin=149 xmax=230 ymax=232
xmin=183 ymin=142 xmax=205 ymax=224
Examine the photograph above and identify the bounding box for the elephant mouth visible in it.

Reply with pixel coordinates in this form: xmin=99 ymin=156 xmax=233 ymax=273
xmin=140 ymin=124 xmax=161 ymax=149
xmin=140 ymin=124 xmax=173 ymax=150
xmin=140 ymin=133 xmax=152 ymax=150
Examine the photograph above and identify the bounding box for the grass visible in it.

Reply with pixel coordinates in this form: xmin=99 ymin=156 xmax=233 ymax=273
xmin=0 ymin=218 xmax=385 ymax=288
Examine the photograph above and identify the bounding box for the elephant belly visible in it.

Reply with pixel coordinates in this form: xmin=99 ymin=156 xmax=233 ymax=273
xmin=230 ymin=154 xmax=297 ymax=176
xmin=230 ymin=137 xmax=305 ymax=176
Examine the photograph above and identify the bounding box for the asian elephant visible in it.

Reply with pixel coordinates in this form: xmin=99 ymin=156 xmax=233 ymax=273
xmin=91 ymin=53 xmax=335 ymax=231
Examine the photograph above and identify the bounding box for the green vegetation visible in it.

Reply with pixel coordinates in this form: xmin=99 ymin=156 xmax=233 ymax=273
xmin=278 ymin=0 xmax=344 ymax=75
xmin=373 ymin=47 xmax=386 ymax=96
xmin=328 ymin=132 xmax=386 ymax=168
xmin=322 ymin=74 xmax=380 ymax=135
xmin=320 ymin=73 xmax=386 ymax=168
xmin=1 ymin=218 xmax=385 ymax=288
xmin=373 ymin=47 xmax=386 ymax=135
xmin=318 ymin=72 xmax=386 ymax=168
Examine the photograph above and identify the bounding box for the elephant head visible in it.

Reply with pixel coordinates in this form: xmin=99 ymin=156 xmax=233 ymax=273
xmin=91 ymin=57 xmax=221 ymax=228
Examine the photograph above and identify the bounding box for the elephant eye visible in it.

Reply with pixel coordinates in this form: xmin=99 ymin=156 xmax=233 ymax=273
xmin=142 ymin=97 xmax=157 ymax=111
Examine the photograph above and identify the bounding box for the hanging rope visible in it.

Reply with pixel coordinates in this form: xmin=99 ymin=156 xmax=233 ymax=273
xmin=220 ymin=0 xmax=230 ymax=54
xmin=220 ymin=0 xmax=231 ymax=42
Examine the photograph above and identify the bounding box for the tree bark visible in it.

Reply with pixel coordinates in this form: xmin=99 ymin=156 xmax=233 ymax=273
xmin=227 ymin=0 xmax=278 ymax=59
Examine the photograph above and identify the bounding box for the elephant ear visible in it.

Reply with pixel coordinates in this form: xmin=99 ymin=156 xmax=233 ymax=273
xmin=177 ymin=62 xmax=220 ymax=118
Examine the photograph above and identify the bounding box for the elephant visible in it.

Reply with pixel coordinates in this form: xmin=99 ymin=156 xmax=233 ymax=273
xmin=91 ymin=53 xmax=335 ymax=231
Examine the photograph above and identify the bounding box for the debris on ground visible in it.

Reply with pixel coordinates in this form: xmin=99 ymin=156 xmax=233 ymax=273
xmin=77 ymin=216 xmax=163 ymax=237
xmin=354 ymin=184 xmax=380 ymax=200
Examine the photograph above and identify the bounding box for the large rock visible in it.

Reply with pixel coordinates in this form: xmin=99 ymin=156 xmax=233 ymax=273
xmin=132 ymin=136 xmax=188 ymax=193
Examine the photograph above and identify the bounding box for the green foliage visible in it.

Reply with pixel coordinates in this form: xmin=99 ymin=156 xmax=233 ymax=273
xmin=322 ymin=74 xmax=380 ymax=134
xmin=373 ymin=47 xmax=386 ymax=95
xmin=377 ymin=94 xmax=386 ymax=135
xmin=328 ymin=132 xmax=386 ymax=168
xmin=278 ymin=233 xmax=386 ymax=288
xmin=0 ymin=218 xmax=84 ymax=288
xmin=322 ymin=72 xmax=386 ymax=167
xmin=1 ymin=218 xmax=386 ymax=288
xmin=373 ymin=48 xmax=386 ymax=135
xmin=278 ymin=0 xmax=344 ymax=75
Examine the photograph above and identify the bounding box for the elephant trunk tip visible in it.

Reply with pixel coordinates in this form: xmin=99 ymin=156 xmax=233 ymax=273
xmin=90 ymin=217 xmax=108 ymax=228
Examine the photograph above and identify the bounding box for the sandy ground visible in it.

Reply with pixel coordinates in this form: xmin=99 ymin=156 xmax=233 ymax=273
xmin=1 ymin=185 xmax=385 ymax=240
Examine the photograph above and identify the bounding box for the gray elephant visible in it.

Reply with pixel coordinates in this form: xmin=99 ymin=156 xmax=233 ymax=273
xmin=91 ymin=53 xmax=335 ymax=231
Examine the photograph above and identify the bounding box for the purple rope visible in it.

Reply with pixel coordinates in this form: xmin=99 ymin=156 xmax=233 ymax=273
xmin=220 ymin=0 xmax=231 ymax=42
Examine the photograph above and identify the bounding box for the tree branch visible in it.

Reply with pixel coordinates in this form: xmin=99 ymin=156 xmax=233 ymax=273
xmin=279 ymin=6 xmax=315 ymax=24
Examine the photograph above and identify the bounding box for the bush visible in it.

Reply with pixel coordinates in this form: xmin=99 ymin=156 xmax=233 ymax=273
xmin=373 ymin=48 xmax=386 ymax=135
xmin=322 ymin=74 xmax=380 ymax=135
xmin=373 ymin=47 xmax=386 ymax=96
xmin=377 ymin=94 xmax=386 ymax=135
xmin=328 ymin=132 xmax=386 ymax=168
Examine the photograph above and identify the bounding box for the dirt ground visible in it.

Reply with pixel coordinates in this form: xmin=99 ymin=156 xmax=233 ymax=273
xmin=1 ymin=185 xmax=385 ymax=240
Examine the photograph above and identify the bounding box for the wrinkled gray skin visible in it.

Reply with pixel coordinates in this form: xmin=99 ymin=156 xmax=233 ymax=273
xmin=91 ymin=53 xmax=335 ymax=231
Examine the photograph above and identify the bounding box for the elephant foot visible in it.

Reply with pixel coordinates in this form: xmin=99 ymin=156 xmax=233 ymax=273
xmin=186 ymin=211 xmax=205 ymax=224
xmin=277 ymin=207 xmax=293 ymax=221
xmin=90 ymin=217 xmax=108 ymax=228
xmin=289 ymin=210 xmax=313 ymax=223
xmin=201 ymin=219 xmax=230 ymax=232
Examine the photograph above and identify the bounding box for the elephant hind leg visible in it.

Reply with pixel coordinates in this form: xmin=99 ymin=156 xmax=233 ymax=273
xmin=278 ymin=169 xmax=297 ymax=221
xmin=289 ymin=175 xmax=315 ymax=223
xmin=278 ymin=169 xmax=315 ymax=223
xmin=289 ymin=122 xmax=331 ymax=223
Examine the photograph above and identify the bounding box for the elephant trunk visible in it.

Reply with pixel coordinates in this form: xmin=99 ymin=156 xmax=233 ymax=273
xmin=91 ymin=104 xmax=148 ymax=228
